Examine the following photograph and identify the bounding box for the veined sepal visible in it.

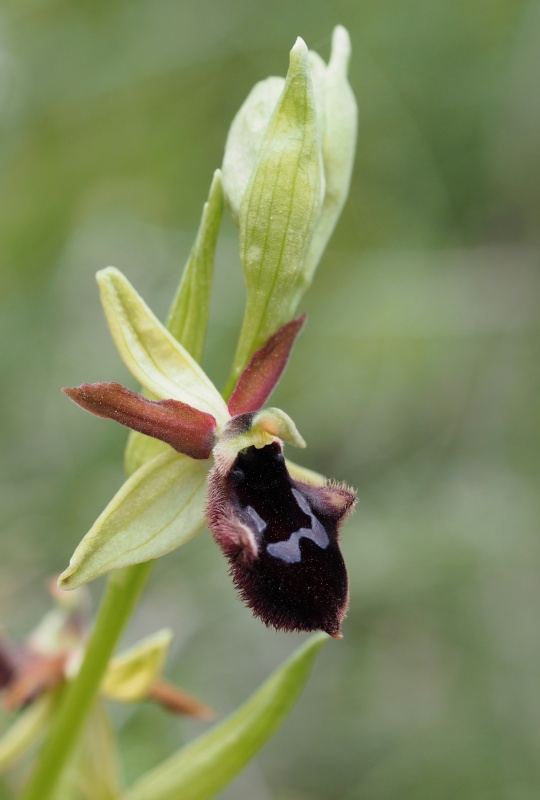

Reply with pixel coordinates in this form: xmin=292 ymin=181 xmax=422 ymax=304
xmin=97 ymin=267 xmax=229 ymax=424
xmin=222 ymin=78 xmax=285 ymax=224
xmin=0 ymin=693 xmax=60 ymax=774
xmin=100 ymin=629 xmax=213 ymax=719
xmin=166 ymin=169 xmax=223 ymax=360
xmin=59 ymin=451 xmax=209 ymax=590
xmin=101 ymin=629 xmax=172 ymax=703
xmin=291 ymin=25 xmax=358 ymax=309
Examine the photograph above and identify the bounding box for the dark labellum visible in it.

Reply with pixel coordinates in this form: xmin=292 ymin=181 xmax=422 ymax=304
xmin=207 ymin=442 xmax=355 ymax=636
xmin=0 ymin=642 xmax=16 ymax=689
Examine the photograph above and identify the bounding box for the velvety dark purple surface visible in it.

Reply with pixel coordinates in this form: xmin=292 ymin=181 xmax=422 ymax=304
xmin=226 ymin=443 xmax=350 ymax=635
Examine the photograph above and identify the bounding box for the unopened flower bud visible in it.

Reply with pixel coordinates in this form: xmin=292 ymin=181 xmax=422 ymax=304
xmin=223 ymin=37 xmax=324 ymax=387
xmin=221 ymin=27 xmax=357 ymax=388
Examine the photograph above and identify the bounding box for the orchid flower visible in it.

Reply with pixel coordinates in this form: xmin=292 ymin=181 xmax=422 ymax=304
xmin=58 ymin=27 xmax=358 ymax=639
xmin=0 ymin=582 xmax=211 ymax=777
xmin=60 ymin=268 xmax=356 ymax=637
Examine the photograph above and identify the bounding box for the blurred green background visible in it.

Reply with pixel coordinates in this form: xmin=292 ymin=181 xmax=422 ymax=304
xmin=1 ymin=0 xmax=539 ymax=797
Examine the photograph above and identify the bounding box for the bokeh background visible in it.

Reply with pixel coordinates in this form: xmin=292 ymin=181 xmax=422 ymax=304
xmin=1 ymin=0 xmax=539 ymax=798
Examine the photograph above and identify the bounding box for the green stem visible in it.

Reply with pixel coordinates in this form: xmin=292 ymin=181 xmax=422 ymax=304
xmin=21 ymin=561 xmax=153 ymax=800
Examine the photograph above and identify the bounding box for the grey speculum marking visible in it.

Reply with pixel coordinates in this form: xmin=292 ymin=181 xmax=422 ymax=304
xmin=245 ymin=505 xmax=267 ymax=535
xmin=250 ymin=488 xmax=330 ymax=564
xmin=233 ymin=445 xmax=331 ymax=565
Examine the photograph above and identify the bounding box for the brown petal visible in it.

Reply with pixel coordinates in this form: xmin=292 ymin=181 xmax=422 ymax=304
xmin=63 ymin=383 xmax=217 ymax=460
xmin=0 ymin=635 xmax=19 ymax=689
xmin=147 ymin=678 xmax=214 ymax=720
xmin=228 ymin=315 xmax=305 ymax=416
xmin=2 ymin=654 xmax=67 ymax=712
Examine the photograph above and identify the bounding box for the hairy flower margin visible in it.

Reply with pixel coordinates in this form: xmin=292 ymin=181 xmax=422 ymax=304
xmin=58 ymin=25 xmax=357 ymax=640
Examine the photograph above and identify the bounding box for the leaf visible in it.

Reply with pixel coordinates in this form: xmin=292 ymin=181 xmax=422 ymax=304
xmin=59 ymin=451 xmax=208 ymax=589
xmin=121 ymin=633 xmax=327 ymax=800
xmin=97 ymin=268 xmax=229 ymax=424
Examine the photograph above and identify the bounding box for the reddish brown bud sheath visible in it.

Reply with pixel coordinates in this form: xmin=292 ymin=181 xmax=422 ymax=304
xmin=63 ymin=383 xmax=217 ymax=460
xmin=228 ymin=315 xmax=306 ymax=416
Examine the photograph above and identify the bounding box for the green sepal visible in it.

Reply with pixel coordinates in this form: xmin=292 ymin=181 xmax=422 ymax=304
xmin=124 ymin=435 xmax=169 ymax=479
xmin=222 ymin=78 xmax=285 ymax=223
xmin=228 ymin=37 xmax=324 ymax=388
xmin=97 ymin=267 xmax=229 ymax=423
xmin=58 ymin=701 xmax=122 ymax=800
xmin=308 ymin=50 xmax=328 ymax=145
xmin=120 ymin=633 xmax=327 ymax=800
xmin=59 ymin=452 xmax=208 ymax=589
xmin=286 ymin=458 xmax=326 ymax=486
xmin=101 ymin=629 xmax=172 ymax=703
xmin=0 ymin=693 xmax=59 ymax=774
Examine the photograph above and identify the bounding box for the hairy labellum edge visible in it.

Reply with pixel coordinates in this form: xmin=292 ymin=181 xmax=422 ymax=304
xmin=207 ymin=442 xmax=356 ymax=636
